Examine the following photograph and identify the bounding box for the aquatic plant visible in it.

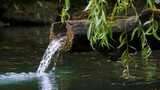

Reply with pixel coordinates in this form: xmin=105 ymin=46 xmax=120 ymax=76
xmin=61 ymin=0 xmax=160 ymax=79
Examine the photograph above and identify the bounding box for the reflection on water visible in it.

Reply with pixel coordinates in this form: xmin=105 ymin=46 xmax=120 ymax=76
xmin=37 ymin=72 xmax=58 ymax=90
xmin=38 ymin=73 xmax=53 ymax=90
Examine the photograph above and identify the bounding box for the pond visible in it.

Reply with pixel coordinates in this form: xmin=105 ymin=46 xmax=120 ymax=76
xmin=0 ymin=27 xmax=160 ymax=90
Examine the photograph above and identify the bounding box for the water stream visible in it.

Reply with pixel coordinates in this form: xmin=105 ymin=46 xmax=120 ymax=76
xmin=37 ymin=36 xmax=66 ymax=74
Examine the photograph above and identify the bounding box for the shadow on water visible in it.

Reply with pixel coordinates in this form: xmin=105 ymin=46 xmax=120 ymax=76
xmin=0 ymin=27 xmax=160 ymax=90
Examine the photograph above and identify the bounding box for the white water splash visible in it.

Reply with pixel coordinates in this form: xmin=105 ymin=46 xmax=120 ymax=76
xmin=0 ymin=72 xmax=58 ymax=90
xmin=37 ymin=36 xmax=66 ymax=74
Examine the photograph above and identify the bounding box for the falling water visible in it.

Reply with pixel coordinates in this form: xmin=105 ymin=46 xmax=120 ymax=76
xmin=37 ymin=36 xmax=66 ymax=74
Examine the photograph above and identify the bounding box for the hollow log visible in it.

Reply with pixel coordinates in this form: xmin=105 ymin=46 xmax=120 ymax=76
xmin=64 ymin=9 xmax=160 ymax=53
xmin=139 ymin=8 xmax=160 ymax=24
xmin=65 ymin=17 xmax=138 ymax=52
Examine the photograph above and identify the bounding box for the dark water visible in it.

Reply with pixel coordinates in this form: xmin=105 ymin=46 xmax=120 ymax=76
xmin=56 ymin=52 xmax=160 ymax=90
xmin=0 ymin=27 xmax=160 ymax=90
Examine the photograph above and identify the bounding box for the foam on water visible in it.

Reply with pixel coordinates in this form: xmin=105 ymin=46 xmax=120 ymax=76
xmin=0 ymin=72 xmax=58 ymax=90
xmin=0 ymin=72 xmax=36 ymax=83
xmin=37 ymin=36 xmax=66 ymax=74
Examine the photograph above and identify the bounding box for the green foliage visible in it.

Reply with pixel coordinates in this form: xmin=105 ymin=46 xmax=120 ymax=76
xmin=140 ymin=0 xmax=159 ymax=59
xmin=131 ymin=21 xmax=152 ymax=59
xmin=60 ymin=0 xmax=160 ymax=79
xmin=85 ymin=0 xmax=113 ymax=48
xmin=111 ymin=0 xmax=138 ymax=79
xmin=112 ymin=0 xmax=137 ymax=16
xmin=146 ymin=0 xmax=156 ymax=8
xmin=121 ymin=50 xmax=131 ymax=79
xmin=61 ymin=0 xmax=70 ymax=22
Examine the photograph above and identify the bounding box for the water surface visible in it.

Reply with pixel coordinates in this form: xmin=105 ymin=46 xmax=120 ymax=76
xmin=0 ymin=27 xmax=160 ymax=90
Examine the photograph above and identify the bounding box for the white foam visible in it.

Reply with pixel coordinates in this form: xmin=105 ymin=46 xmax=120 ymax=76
xmin=0 ymin=72 xmax=58 ymax=90
xmin=0 ymin=72 xmax=37 ymax=85
xmin=0 ymin=72 xmax=36 ymax=81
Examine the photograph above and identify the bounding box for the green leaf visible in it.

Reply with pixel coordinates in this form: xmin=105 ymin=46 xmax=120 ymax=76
xmin=119 ymin=32 xmax=125 ymax=43
xmin=153 ymin=30 xmax=160 ymax=40
xmin=131 ymin=27 xmax=139 ymax=40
